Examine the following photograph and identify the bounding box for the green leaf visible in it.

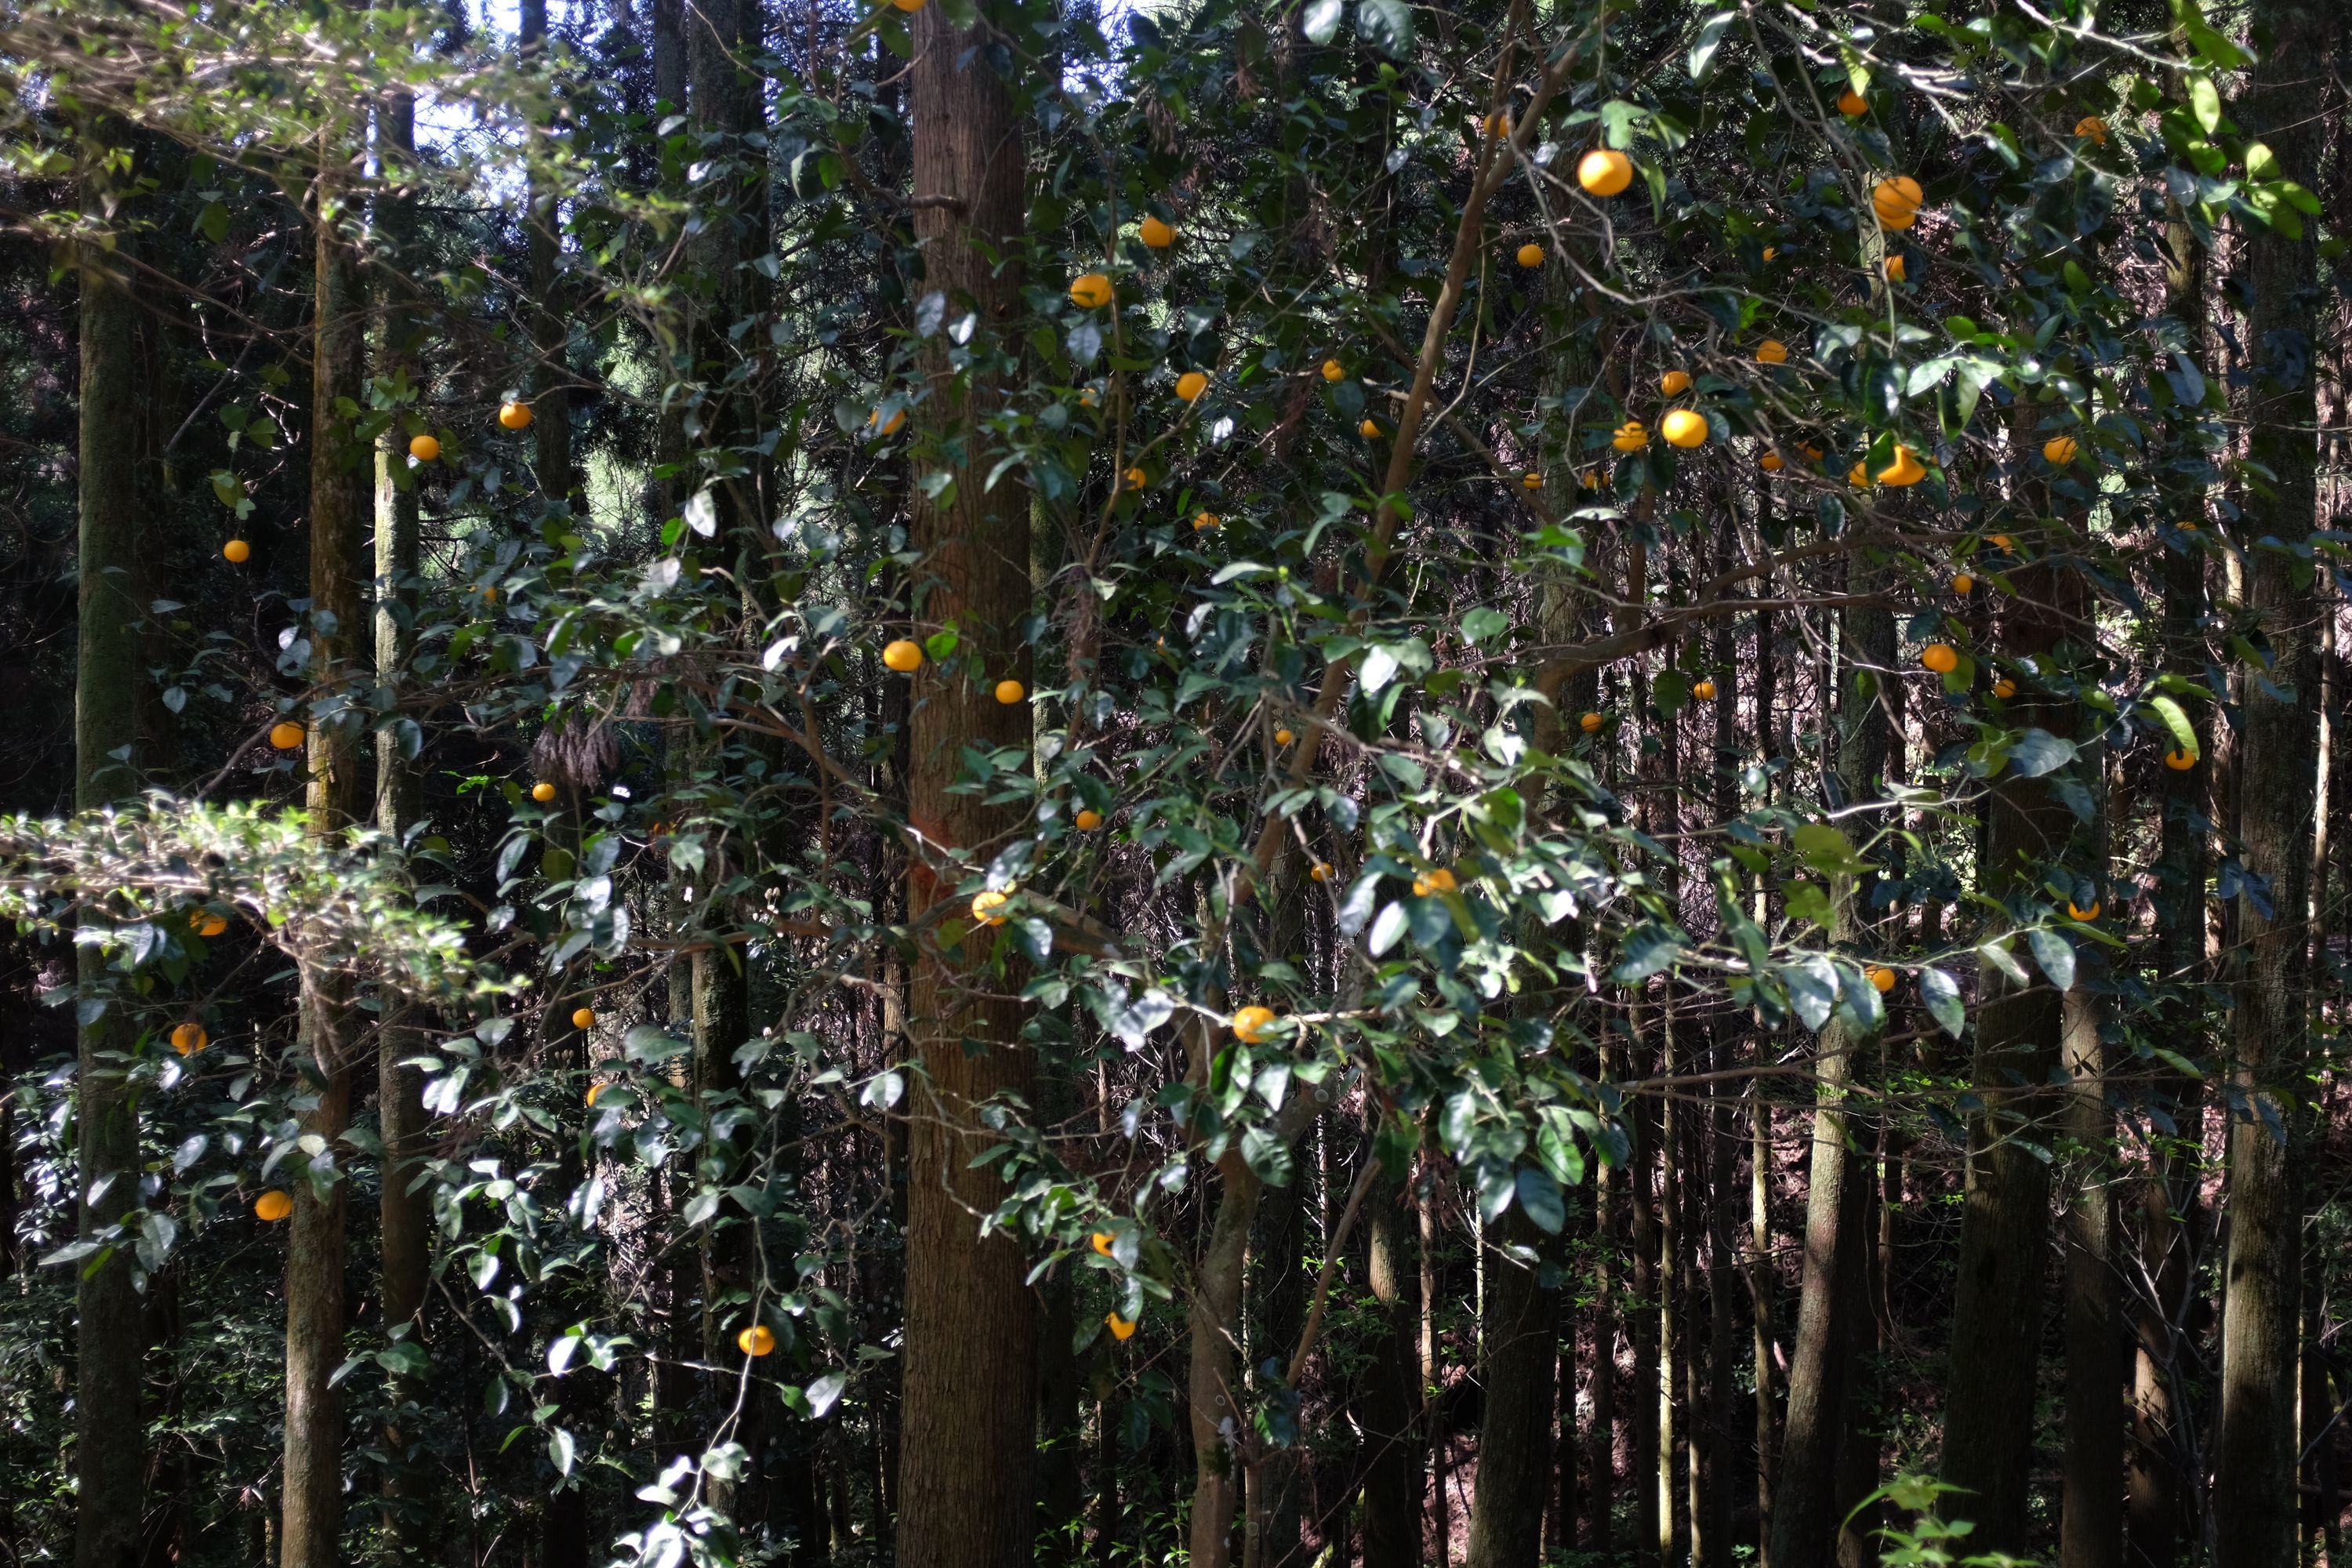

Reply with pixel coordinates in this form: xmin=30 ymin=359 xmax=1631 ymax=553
xmin=2149 ymin=695 xmax=2197 ymax=757
xmin=2027 ymin=927 xmax=2076 ymax=991
xmin=1688 ymin=10 xmax=1737 ymax=79
xmin=1461 ymin=607 xmax=1509 ymax=645
xmin=1791 ymin=822 xmax=1867 ymax=876
xmin=1516 ymin=1167 xmax=1566 ymax=1234
xmin=1919 ymin=967 xmax=1965 ymax=1037
xmin=1301 ymin=0 xmax=1341 ymax=44
xmin=2188 ymin=75 xmax=2221 ymax=135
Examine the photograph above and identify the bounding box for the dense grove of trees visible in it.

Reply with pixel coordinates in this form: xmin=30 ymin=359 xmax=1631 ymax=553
xmin=0 ymin=0 xmax=2347 ymax=1564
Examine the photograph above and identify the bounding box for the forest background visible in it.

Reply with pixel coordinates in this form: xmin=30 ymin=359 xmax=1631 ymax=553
xmin=0 ymin=0 xmax=2345 ymax=1566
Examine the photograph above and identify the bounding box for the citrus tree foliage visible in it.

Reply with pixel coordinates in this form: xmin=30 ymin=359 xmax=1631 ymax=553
xmin=0 ymin=0 xmax=2328 ymax=1557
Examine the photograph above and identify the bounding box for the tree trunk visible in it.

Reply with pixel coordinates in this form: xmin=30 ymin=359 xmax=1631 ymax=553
xmin=1939 ymin=466 xmax=2081 ymax=1554
xmin=2060 ymin=755 xmax=2121 ymax=1568
xmin=2212 ymin=7 xmax=2328 ymax=1565
xmin=1465 ymin=1204 xmax=1558 ymax=1568
xmin=72 ymin=132 xmax=147 ymax=1568
xmin=894 ymin=0 xmax=1036 ymax=1558
xmin=281 ymin=136 xmax=372 ymax=1568
xmin=520 ymin=0 xmax=573 ymax=513
xmin=1587 ymin=1127 xmax=1617 ymax=1556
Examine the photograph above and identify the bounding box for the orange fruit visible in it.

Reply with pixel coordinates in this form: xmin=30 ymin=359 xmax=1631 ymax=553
xmin=1692 ymin=680 xmax=1717 ymax=701
xmin=891 ymin=0 xmax=924 ymax=12
xmin=1321 ymin=359 xmax=1345 ymax=382
xmin=1231 ymin=1005 xmax=1277 ymax=1043
xmin=1359 ymin=418 xmax=1382 ymax=437
xmin=1310 ymin=862 xmax=1333 ymax=882
xmin=585 ymin=1083 xmax=604 ymax=1107
xmin=1106 ymin=1312 xmax=1138 ymax=1341
xmin=1579 ymin=712 xmax=1605 ymax=733
xmin=970 ymin=890 xmax=1011 ymax=926
xmin=1194 ymin=512 xmax=1220 ymax=530
xmin=254 ymin=1191 xmax=292 ymax=1222
xmin=193 ymin=911 xmax=227 ymax=937
xmin=1176 ymin=371 xmax=1208 ymax=402
xmin=1990 ymin=534 xmax=2014 ymax=552
xmin=1759 ymin=452 xmax=1784 ymax=472
xmin=869 ymin=406 xmax=906 ymax=436
xmin=1139 ymin=215 xmax=1174 ymax=249
xmin=1952 ymin=574 xmax=1974 ymax=595
xmin=1849 ymin=462 xmax=1871 ymax=487
xmin=1075 ymin=808 xmax=1103 ymax=831
xmin=1993 ymin=678 xmax=2017 ymax=699
xmin=1577 ymin=148 xmax=1633 ymax=197
xmin=1274 ymin=728 xmax=1295 ymax=746
xmin=1612 ymin=421 xmax=1650 ymax=452
xmin=1884 ymin=254 xmax=1907 ymax=282
xmin=1091 ymin=1230 xmax=1116 ymax=1255
xmin=1837 ymin=89 xmax=1868 ymax=116
xmin=408 ymin=434 xmax=441 ymax=462
xmin=2164 ymin=750 xmax=2196 ymax=771
xmin=2177 ymin=520 xmax=2198 ymax=533
xmin=1867 ymin=966 xmax=1896 ymax=993
xmin=738 ymin=1325 xmax=776 ymax=1357
xmin=1122 ymin=466 xmax=1147 ymax=490
xmin=1521 ymin=472 xmax=1543 ymax=490
xmin=1659 ymin=369 xmax=1692 ymax=397
xmin=2075 ymin=115 xmax=2108 ymax=145
xmin=883 ymin=639 xmax=924 ymax=673
xmin=270 ymin=721 xmax=305 ymax=750
xmin=1412 ymin=868 xmax=1457 ymax=897
xmin=1920 ymin=643 xmax=1959 ymax=673
xmin=1661 ymin=409 xmax=1708 ymax=448
xmin=1878 ymin=445 xmax=1927 ymax=486
xmin=2042 ymin=434 xmax=2079 ymax=465
xmin=2067 ymin=900 xmax=2101 ymax=921
xmin=498 ymin=400 xmax=532 ymax=430
xmin=995 ymin=678 xmax=1025 ymax=705
xmin=532 ymin=781 xmax=557 ymax=803
xmin=223 ymin=539 xmax=251 ymax=563
xmin=171 ymin=1022 xmax=208 ymax=1055
xmin=1871 ymin=175 xmax=1925 ymax=229
xmin=1515 ymin=243 xmax=1544 ymax=268
xmin=572 ymin=1007 xmax=597 ymax=1029
xmin=1755 ymin=339 xmax=1788 ymax=365
xmin=1069 ymin=273 xmax=1113 ymax=308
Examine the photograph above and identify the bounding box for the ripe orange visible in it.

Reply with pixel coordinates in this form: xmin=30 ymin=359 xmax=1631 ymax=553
xmin=2042 ymin=434 xmax=2079 ymax=465
xmin=1612 ymin=421 xmax=1650 ymax=452
xmin=223 ymin=539 xmax=251 ymax=563
xmin=995 ymin=679 xmax=1025 ymax=705
xmin=1231 ymin=1005 xmax=1277 ymax=1043
xmin=1274 ymin=728 xmax=1295 ymax=746
xmin=1871 ymin=175 xmax=1925 ymax=229
xmin=1577 ymin=148 xmax=1633 ymax=197
xmin=1515 ymin=243 xmax=1544 ymax=268
xmin=1069 ymin=273 xmax=1114 ymax=308
xmin=1659 ymin=369 xmax=1692 ymax=397
xmin=1075 ymin=808 xmax=1103 ymax=831
xmin=532 ymin=781 xmax=557 ymax=803
xmin=498 ymin=400 xmax=532 ymax=430
xmin=408 ymin=434 xmax=440 ymax=463
xmin=1920 ymin=643 xmax=1959 ymax=673
xmin=2067 ymin=900 xmax=2101 ymax=922
xmin=1755 ymin=339 xmax=1788 ymax=365
xmin=1952 ymin=573 xmax=1974 ymax=595
xmin=1579 ymin=712 xmax=1605 ymax=733
xmin=1194 ymin=512 xmax=1219 ymax=530
xmin=1759 ymin=452 xmax=1784 ymax=472
xmin=1412 ymin=868 xmax=1457 ymax=897
xmin=585 ymin=1083 xmax=604 ymax=1107
xmin=738 ymin=1325 xmax=776 ymax=1357
xmin=883 ymin=639 xmax=924 ymax=673
xmin=1993 ymin=678 xmax=2017 ymax=699
xmin=1091 ymin=1231 xmax=1116 ymax=1256
xmin=255 ymin=1191 xmax=292 ymax=1222
xmin=1884 ymin=254 xmax=1907 ymax=282
xmin=171 ymin=1022 xmax=208 ymax=1055
xmin=192 ymin=911 xmax=227 ymax=937
xmin=1878 ymin=445 xmax=1927 ymax=486
xmin=1868 ymin=966 xmax=1896 ymax=993
xmin=1310 ymin=862 xmax=1333 ymax=882
xmin=1359 ymin=418 xmax=1382 ymax=437
xmin=1106 ymin=1312 xmax=1138 ymax=1341
xmin=270 ymin=720 xmax=304 ymax=750
xmin=1321 ymin=359 xmax=1345 ymax=383
xmin=1837 ymin=89 xmax=1868 ymax=116
xmin=572 ymin=1007 xmax=597 ymax=1029
xmin=1693 ymin=679 xmax=1717 ymax=701
xmin=2074 ymin=115 xmax=2108 ymax=145
xmin=1139 ymin=215 xmax=1174 ymax=249
xmin=1989 ymin=534 xmax=2014 ymax=552
xmin=970 ymin=889 xmax=1010 ymax=927
xmin=1122 ymin=466 xmax=1147 ymax=490
xmin=869 ymin=405 xmax=906 ymax=436
xmin=890 ymin=0 xmax=924 ymax=12
xmin=1661 ymin=409 xmax=1708 ymax=448
xmin=2164 ymin=750 xmax=2197 ymax=771
xmin=1176 ymin=371 xmax=1208 ymax=402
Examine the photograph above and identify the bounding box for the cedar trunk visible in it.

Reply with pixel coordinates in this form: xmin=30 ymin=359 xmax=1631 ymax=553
xmin=894 ymin=2 xmax=1036 ymax=1561
xmin=1465 ymin=1204 xmax=1559 ymax=1568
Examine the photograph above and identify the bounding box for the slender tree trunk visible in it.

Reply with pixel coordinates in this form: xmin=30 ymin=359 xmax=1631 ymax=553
xmin=1939 ymin=458 xmax=2082 ymax=1553
xmin=1632 ymin=1091 xmax=1661 ymax=1564
xmin=1587 ymin=1103 xmax=1619 ymax=1556
xmin=2062 ymin=753 xmax=2121 ymax=1568
xmin=2212 ymin=8 xmax=2328 ymax=1565
xmin=1359 ymin=1160 xmax=1424 ymax=1568
xmin=72 ymin=132 xmax=146 ymax=1568
xmin=280 ymin=132 xmax=371 ymax=1568
xmin=1465 ymin=1204 xmax=1558 ymax=1568
xmin=519 ymin=0 xmax=574 ymax=512
xmin=895 ymin=0 xmax=1036 ymax=1556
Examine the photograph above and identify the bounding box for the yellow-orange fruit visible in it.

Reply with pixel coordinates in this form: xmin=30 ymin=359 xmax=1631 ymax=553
xmin=1075 ymin=808 xmax=1103 ymax=830
xmin=255 ymin=1191 xmax=292 ymax=1222
xmin=532 ymin=781 xmax=557 ymax=803
xmin=1139 ymin=215 xmax=1174 ymax=249
xmin=1231 ymin=1005 xmax=1276 ymax=1043
xmin=408 ymin=434 xmax=441 ymax=462
xmin=1069 ymin=273 xmax=1113 ymax=308
xmin=1871 ymin=175 xmax=1925 ymax=229
xmin=883 ymin=639 xmax=924 ymax=673
xmin=572 ymin=1007 xmax=597 ymax=1030
xmin=1577 ymin=148 xmax=1633 ymax=197
xmin=223 ymin=539 xmax=252 ymax=563
xmin=738 ymin=1325 xmax=776 ymax=1356
xmin=995 ymin=678 xmax=1025 ymax=705
xmin=270 ymin=720 xmax=305 ymax=750
xmin=499 ymin=400 xmax=533 ymax=430
xmin=171 ymin=1022 xmax=208 ymax=1055
xmin=1921 ymin=643 xmax=1959 ymax=674
xmin=1176 ymin=370 xmax=1208 ymax=402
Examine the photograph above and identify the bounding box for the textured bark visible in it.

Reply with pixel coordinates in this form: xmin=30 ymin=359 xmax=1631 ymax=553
xmin=1189 ymin=1165 xmax=1261 ymax=1566
xmin=72 ymin=141 xmax=146 ymax=1568
xmin=1465 ymin=1203 xmax=1558 ymax=1568
xmin=1249 ymin=1151 xmax=1307 ymax=1568
xmin=1585 ymin=1131 xmax=1617 ymax=1555
xmin=281 ymin=144 xmax=372 ymax=1568
xmin=2060 ymin=765 xmax=2121 ymax=1568
xmin=519 ymin=0 xmax=575 ymax=512
xmin=1939 ymin=498 xmax=2081 ymax=1553
xmin=1364 ymin=1171 xmax=1411 ymax=1568
xmin=893 ymin=0 xmax=1036 ymax=1559
xmin=2212 ymin=6 xmax=2328 ymax=1563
